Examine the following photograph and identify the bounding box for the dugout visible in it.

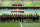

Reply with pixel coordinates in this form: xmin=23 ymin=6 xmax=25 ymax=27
xmin=12 ymin=4 xmax=22 ymax=6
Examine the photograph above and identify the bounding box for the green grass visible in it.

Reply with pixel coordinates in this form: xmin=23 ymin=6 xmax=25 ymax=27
xmin=22 ymin=23 xmax=40 ymax=27
xmin=0 ymin=23 xmax=40 ymax=27
xmin=0 ymin=23 xmax=20 ymax=27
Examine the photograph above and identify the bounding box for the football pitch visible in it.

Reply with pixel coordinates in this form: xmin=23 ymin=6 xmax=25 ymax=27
xmin=0 ymin=23 xmax=20 ymax=27
xmin=0 ymin=23 xmax=40 ymax=27
xmin=22 ymin=23 xmax=40 ymax=27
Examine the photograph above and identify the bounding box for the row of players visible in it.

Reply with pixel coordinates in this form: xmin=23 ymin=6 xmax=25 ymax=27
xmin=0 ymin=13 xmax=39 ymax=18
xmin=0 ymin=13 xmax=39 ymax=22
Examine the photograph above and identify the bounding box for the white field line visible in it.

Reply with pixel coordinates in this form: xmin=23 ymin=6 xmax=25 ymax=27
xmin=20 ymin=22 xmax=22 ymax=27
